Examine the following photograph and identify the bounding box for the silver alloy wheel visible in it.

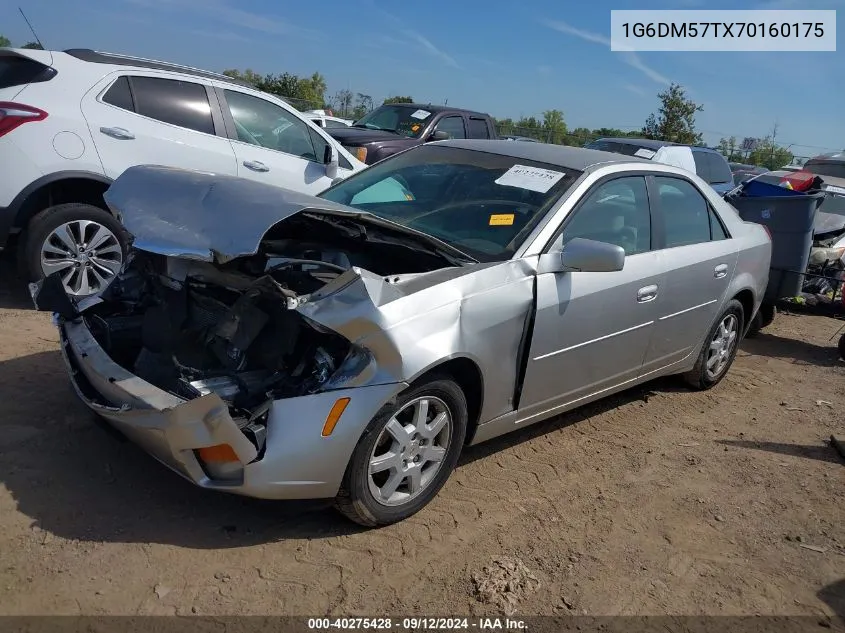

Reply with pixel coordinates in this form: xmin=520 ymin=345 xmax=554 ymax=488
xmin=40 ymin=220 xmax=123 ymax=296
xmin=706 ymin=313 xmax=739 ymax=380
xmin=368 ymin=396 xmax=452 ymax=507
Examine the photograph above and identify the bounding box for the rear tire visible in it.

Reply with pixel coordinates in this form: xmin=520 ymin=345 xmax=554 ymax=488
xmin=745 ymin=303 xmax=775 ymax=338
xmin=683 ymin=300 xmax=744 ymax=391
xmin=23 ymin=203 xmax=127 ymax=298
xmin=334 ymin=377 xmax=468 ymax=527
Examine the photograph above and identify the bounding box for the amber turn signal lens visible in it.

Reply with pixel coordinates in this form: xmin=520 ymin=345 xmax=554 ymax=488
xmin=322 ymin=397 xmax=351 ymax=437
xmin=197 ymin=444 xmax=240 ymax=463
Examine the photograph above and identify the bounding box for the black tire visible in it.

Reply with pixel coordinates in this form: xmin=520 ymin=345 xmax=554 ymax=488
xmin=745 ymin=303 xmax=775 ymax=338
xmin=838 ymin=333 xmax=845 ymax=361
xmin=334 ymin=377 xmax=468 ymax=527
xmin=22 ymin=203 xmax=128 ymax=294
xmin=683 ymin=299 xmax=745 ymax=391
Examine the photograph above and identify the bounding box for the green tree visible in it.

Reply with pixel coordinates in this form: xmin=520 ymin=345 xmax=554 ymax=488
xmin=300 ymin=72 xmax=327 ymax=108
xmin=222 ymin=69 xmax=263 ymax=86
xmin=641 ymin=83 xmax=703 ymax=145
xmin=383 ymin=96 xmax=414 ymax=104
xmin=542 ymin=109 xmax=567 ymax=145
xmin=352 ymin=93 xmax=373 ymax=120
xmin=495 ymin=117 xmax=515 ymax=136
xmin=749 ymin=138 xmax=793 ymax=170
xmin=718 ymin=136 xmax=743 ymax=162
xmin=334 ymin=89 xmax=353 ymax=117
xmin=0 ymin=35 xmax=11 ymax=48
xmin=21 ymin=41 xmax=43 ymax=50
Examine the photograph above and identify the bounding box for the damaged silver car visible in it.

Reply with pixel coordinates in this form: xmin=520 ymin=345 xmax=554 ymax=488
xmin=32 ymin=140 xmax=772 ymax=526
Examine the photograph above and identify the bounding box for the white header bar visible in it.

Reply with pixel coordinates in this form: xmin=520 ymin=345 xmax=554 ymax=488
xmin=610 ymin=10 xmax=836 ymax=52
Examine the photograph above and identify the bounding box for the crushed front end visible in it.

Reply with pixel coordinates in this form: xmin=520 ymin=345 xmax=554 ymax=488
xmin=35 ymin=241 xmax=412 ymax=499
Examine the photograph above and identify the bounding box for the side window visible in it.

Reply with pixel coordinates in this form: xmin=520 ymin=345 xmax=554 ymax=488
xmin=691 ymin=150 xmax=712 ymax=183
xmin=224 ymin=90 xmax=318 ymax=161
xmin=655 ymin=177 xmax=714 ymax=247
xmin=551 ymin=176 xmax=651 ymax=256
xmin=307 ymin=126 xmax=330 ymax=163
xmin=710 ymin=208 xmax=729 ymax=240
xmin=325 ymin=119 xmax=348 ymax=128
xmin=434 ymin=116 xmax=466 ymax=139
xmin=102 ymin=76 xmax=134 ymax=111
xmin=467 ymin=117 xmax=490 ymax=139
xmin=706 ymin=152 xmax=734 ymax=184
xmin=130 ymin=76 xmax=214 ymax=135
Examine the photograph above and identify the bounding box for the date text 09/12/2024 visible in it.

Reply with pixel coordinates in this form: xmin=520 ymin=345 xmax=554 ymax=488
xmin=307 ymin=617 xmax=528 ymax=631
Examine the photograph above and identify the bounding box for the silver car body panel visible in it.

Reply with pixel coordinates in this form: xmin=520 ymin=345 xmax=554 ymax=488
xmin=53 ymin=142 xmax=771 ymax=500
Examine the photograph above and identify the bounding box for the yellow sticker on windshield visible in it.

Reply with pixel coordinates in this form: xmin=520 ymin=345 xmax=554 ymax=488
xmin=489 ymin=214 xmax=515 ymax=226
xmin=411 ymin=124 xmax=420 ymax=132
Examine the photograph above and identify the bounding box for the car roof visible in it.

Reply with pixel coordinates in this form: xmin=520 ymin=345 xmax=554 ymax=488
xmin=380 ymin=102 xmax=491 ymax=117
xmin=807 ymin=152 xmax=845 ymax=164
xmin=593 ymin=137 xmax=677 ymax=149
xmin=438 ymin=139 xmax=651 ymax=171
xmin=594 ymin=137 xmax=720 ymax=153
xmin=62 ymin=48 xmax=254 ymax=88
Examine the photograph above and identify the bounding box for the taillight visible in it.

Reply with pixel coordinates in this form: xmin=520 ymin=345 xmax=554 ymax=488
xmin=0 ymin=102 xmax=48 ymax=138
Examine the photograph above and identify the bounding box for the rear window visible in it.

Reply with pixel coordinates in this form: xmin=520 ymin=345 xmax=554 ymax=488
xmin=0 ymin=55 xmax=55 ymax=90
xmin=586 ymin=140 xmax=655 ymax=158
xmin=705 ymin=152 xmax=733 ymax=184
xmin=467 ymin=117 xmax=490 ymax=139
xmin=805 ymin=160 xmax=845 ymax=179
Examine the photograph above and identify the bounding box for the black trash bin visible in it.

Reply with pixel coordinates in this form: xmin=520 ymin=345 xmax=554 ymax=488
xmin=727 ymin=183 xmax=826 ymax=302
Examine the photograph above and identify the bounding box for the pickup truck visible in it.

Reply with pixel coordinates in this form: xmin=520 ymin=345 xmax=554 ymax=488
xmin=325 ymin=103 xmax=497 ymax=165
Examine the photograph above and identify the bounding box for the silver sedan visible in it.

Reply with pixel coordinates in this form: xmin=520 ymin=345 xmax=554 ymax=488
xmin=32 ymin=140 xmax=772 ymax=526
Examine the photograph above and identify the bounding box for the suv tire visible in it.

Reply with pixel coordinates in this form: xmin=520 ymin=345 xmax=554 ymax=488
xmin=23 ymin=203 xmax=128 ymax=298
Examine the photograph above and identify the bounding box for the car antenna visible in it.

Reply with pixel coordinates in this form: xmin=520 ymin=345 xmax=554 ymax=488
xmin=18 ymin=7 xmax=52 ymax=64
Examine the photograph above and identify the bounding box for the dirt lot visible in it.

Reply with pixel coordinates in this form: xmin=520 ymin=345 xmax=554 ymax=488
xmin=0 ymin=267 xmax=843 ymax=620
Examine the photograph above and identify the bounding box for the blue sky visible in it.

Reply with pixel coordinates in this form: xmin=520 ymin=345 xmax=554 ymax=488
xmin=2 ymin=0 xmax=842 ymax=157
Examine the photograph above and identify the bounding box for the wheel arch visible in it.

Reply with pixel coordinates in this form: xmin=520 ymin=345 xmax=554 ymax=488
xmin=12 ymin=171 xmax=114 ymax=233
xmin=407 ymin=355 xmax=485 ymax=445
xmin=731 ymin=287 xmax=756 ymax=334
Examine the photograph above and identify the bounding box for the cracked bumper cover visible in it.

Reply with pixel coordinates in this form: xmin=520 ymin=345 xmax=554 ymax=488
xmin=60 ymin=318 xmax=407 ymax=500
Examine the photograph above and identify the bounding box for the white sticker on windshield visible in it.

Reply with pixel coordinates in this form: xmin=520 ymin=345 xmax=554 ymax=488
xmin=410 ymin=109 xmax=431 ymax=120
xmin=634 ymin=148 xmax=656 ymax=159
xmin=825 ymin=185 xmax=845 ymax=196
xmin=495 ymin=164 xmax=565 ymax=193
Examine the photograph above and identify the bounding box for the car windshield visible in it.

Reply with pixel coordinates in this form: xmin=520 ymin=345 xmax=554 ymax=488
xmin=585 ymin=140 xmax=658 ymax=158
xmin=352 ymin=105 xmax=433 ymax=138
xmin=318 ymin=145 xmax=583 ymax=262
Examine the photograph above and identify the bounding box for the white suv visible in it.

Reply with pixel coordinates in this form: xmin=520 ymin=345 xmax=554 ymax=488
xmin=0 ymin=47 xmax=366 ymax=297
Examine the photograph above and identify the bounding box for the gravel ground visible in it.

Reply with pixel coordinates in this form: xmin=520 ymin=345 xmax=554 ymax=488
xmin=0 ymin=268 xmax=843 ymax=620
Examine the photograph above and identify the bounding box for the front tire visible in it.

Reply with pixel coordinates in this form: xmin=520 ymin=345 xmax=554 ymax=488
xmin=334 ymin=377 xmax=468 ymax=527
xmin=683 ymin=299 xmax=744 ymax=390
xmin=23 ymin=203 xmax=127 ymax=298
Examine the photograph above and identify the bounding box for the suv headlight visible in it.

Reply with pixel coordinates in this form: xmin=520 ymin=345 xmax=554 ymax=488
xmin=343 ymin=145 xmax=367 ymax=162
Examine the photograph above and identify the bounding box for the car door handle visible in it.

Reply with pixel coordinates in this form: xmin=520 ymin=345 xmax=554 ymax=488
xmin=714 ymin=264 xmax=729 ymax=278
xmin=637 ymin=285 xmax=659 ymax=303
xmin=99 ymin=126 xmax=134 ymax=140
xmin=243 ymin=160 xmax=269 ymax=172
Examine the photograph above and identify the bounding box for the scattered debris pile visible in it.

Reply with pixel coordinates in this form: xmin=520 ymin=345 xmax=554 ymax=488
xmin=471 ymin=556 xmax=540 ymax=616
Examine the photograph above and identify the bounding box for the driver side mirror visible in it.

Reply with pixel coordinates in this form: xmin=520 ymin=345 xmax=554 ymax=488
xmin=428 ymin=130 xmax=450 ymax=142
xmin=538 ymin=238 xmax=626 ymax=274
xmin=324 ymin=144 xmax=339 ymax=179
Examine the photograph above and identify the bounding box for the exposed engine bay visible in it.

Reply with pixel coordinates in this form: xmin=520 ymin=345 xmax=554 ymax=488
xmin=79 ymin=213 xmax=453 ymax=428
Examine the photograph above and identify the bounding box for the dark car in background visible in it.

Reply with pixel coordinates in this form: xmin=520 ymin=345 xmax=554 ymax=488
xmin=325 ymin=103 xmax=497 ymax=165
xmin=585 ymin=137 xmax=735 ymax=195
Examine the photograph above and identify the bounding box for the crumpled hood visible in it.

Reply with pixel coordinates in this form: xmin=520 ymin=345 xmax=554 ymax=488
xmin=103 ymin=165 xmax=353 ymax=263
